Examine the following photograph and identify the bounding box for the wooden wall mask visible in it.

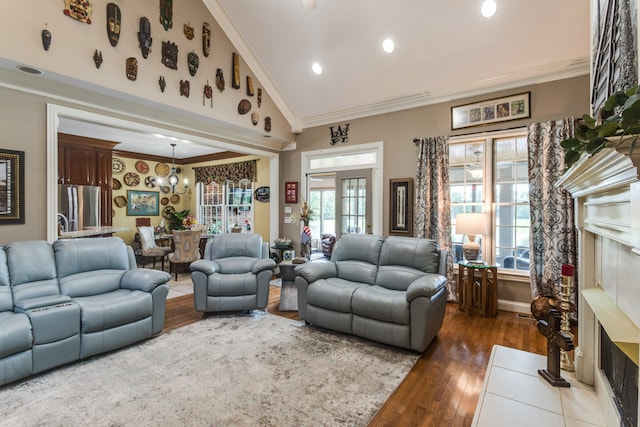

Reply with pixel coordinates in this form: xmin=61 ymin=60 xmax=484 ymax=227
xmin=138 ymin=17 xmax=152 ymax=58
xmin=63 ymin=0 xmax=93 ymax=24
xmin=106 ymin=3 xmax=121 ymax=47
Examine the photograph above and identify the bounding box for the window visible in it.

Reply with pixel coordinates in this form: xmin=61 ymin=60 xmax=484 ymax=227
xmin=197 ymin=179 xmax=254 ymax=234
xmin=449 ymin=130 xmax=529 ymax=273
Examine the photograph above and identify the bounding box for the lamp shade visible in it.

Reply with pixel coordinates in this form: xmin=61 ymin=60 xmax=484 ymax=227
xmin=456 ymin=213 xmax=487 ymax=236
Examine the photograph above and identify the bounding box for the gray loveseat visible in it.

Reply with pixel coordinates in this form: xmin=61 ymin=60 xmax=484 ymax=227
xmin=295 ymin=234 xmax=448 ymax=352
xmin=0 ymin=237 xmax=170 ymax=386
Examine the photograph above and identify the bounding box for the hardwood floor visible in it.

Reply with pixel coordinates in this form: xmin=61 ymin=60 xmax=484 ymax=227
xmin=163 ymin=286 xmax=547 ymax=426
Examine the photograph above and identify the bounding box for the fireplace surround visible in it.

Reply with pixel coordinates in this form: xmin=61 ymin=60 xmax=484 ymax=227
xmin=556 ymin=147 xmax=640 ymax=426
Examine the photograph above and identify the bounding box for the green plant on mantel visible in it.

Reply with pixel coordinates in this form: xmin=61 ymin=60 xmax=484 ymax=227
xmin=561 ymin=85 xmax=640 ymax=169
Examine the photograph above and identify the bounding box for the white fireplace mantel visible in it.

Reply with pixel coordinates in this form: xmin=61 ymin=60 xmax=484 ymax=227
xmin=556 ymin=147 xmax=639 ymax=426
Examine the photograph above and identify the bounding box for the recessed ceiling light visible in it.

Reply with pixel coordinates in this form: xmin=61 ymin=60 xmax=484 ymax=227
xmin=18 ymin=65 xmax=43 ymax=75
xmin=302 ymin=0 xmax=317 ymax=11
xmin=481 ymin=0 xmax=497 ymax=18
xmin=382 ymin=39 xmax=395 ymax=54
xmin=312 ymin=62 xmax=323 ymax=75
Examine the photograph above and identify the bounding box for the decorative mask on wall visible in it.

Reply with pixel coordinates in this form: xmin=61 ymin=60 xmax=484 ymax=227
xmin=159 ymin=0 xmax=172 ymax=31
xmin=183 ymin=23 xmax=194 ymax=40
xmin=126 ymin=57 xmax=138 ymax=81
xmin=216 ymin=68 xmax=225 ymax=92
xmin=180 ymin=80 xmax=190 ymax=97
xmin=159 ymin=76 xmax=166 ymax=92
xmin=93 ymin=49 xmax=103 ymax=68
xmin=41 ymin=28 xmax=52 ymax=51
xmin=264 ymin=117 xmax=272 ymax=133
xmin=203 ymin=81 xmax=213 ymax=107
xmin=138 ymin=17 xmax=152 ymax=59
xmin=251 ymin=112 xmax=259 ymax=126
xmin=238 ymin=99 xmax=251 ymax=115
xmin=202 ymin=23 xmax=211 ymax=57
xmin=187 ymin=51 xmax=199 ymax=77
xmin=63 ymin=0 xmax=93 ymax=24
xmin=257 ymin=88 xmax=262 ymax=108
xmin=106 ymin=3 xmax=121 ymax=47
xmin=161 ymin=41 xmax=178 ymax=70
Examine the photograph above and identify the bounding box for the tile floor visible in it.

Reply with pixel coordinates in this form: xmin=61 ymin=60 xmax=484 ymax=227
xmin=472 ymin=345 xmax=605 ymax=427
xmin=166 ymin=277 xmax=194 ymax=299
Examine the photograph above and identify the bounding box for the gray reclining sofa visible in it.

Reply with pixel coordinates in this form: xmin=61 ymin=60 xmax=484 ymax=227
xmin=0 ymin=237 xmax=171 ymax=386
xmin=295 ymin=234 xmax=449 ymax=352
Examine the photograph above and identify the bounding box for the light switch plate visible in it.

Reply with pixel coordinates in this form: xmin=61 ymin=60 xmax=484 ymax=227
xmin=284 ymin=207 xmax=292 ymax=214
xmin=284 ymin=217 xmax=292 ymax=223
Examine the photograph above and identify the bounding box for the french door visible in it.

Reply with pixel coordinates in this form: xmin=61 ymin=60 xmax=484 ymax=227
xmin=335 ymin=169 xmax=372 ymax=238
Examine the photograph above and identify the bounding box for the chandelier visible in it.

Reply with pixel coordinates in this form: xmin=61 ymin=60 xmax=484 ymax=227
xmin=167 ymin=143 xmax=189 ymax=194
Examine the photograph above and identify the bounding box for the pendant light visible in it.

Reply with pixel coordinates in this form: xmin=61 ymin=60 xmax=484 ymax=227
xmin=167 ymin=143 xmax=189 ymax=194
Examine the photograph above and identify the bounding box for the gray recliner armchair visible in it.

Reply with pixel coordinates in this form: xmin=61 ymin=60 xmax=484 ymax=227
xmin=190 ymin=233 xmax=276 ymax=313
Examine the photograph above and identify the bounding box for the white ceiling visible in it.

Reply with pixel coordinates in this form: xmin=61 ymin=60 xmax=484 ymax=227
xmin=210 ymin=0 xmax=591 ymax=130
xmin=60 ymin=1 xmax=591 ymax=155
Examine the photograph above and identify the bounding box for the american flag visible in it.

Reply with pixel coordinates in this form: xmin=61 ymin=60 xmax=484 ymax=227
xmin=301 ymin=225 xmax=311 ymax=244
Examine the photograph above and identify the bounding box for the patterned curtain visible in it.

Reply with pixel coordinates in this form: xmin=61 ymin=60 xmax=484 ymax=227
xmin=414 ymin=136 xmax=455 ymax=300
xmin=194 ymin=160 xmax=256 ymax=184
xmin=527 ymin=119 xmax=577 ymax=303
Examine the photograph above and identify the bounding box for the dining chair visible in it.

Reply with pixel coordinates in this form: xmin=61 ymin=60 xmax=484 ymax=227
xmin=137 ymin=226 xmax=170 ymax=271
xmin=168 ymin=228 xmax=203 ymax=280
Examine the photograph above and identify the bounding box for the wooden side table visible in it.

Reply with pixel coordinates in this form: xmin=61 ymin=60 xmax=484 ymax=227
xmin=457 ymin=262 xmax=498 ymax=317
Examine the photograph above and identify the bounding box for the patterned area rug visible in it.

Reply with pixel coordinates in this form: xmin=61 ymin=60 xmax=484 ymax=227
xmin=1 ymin=313 xmax=417 ymax=426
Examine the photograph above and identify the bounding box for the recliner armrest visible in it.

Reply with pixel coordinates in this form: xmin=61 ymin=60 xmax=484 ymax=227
xmin=252 ymin=258 xmax=276 ymax=274
xmin=120 ymin=268 xmax=171 ymax=292
xmin=294 ymin=262 xmax=337 ymax=283
xmin=406 ymin=273 xmax=447 ymax=302
xmin=14 ymin=295 xmax=72 ymax=311
xmin=190 ymin=259 xmax=221 ymax=275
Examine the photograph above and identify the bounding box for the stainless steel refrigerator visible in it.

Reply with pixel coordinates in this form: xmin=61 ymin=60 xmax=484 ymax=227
xmin=58 ymin=184 xmax=101 ymax=232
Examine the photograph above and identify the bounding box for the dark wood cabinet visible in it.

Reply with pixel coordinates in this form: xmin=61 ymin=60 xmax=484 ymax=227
xmin=58 ymin=133 xmax=117 ymax=227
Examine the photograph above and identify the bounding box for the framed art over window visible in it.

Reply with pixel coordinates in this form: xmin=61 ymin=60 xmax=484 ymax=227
xmin=451 ymin=92 xmax=531 ymax=130
xmin=285 ymin=181 xmax=298 ymax=204
xmin=127 ymin=190 xmax=159 ymax=216
xmin=0 ymin=149 xmax=25 ymax=224
xmin=389 ymin=178 xmax=413 ymax=236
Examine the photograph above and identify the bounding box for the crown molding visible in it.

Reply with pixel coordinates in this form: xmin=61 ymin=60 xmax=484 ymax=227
xmin=203 ymin=0 xmax=302 ymax=133
xmin=298 ymin=57 xmax=591 ymax=130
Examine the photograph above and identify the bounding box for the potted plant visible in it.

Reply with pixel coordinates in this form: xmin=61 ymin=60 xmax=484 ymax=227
xmin=168 ymin=209 xmax=190 ymax=231
xmin=561 ymin=85 xmax=640 ymax=169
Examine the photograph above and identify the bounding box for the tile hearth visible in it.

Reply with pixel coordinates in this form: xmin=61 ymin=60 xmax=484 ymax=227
xmin=472 ymin=345 xmax=605 ymax=427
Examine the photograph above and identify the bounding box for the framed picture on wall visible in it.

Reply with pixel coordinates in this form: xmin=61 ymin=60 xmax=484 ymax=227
xmin=127 ymin=190 xmax=159 ymax=216
xmin=451 ymin=92 xmax=530 ymax=130
xmin=0 ymin=149 xmax=25 ymax=224
xmin=285 ymin=181 xmax=298 ymax=204
xmin=389 ymin=178 xmax=413 ymax=236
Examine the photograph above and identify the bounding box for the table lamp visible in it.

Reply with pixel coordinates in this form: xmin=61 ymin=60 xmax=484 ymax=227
xmin=456 ymin=213 xmax=487 ymax=261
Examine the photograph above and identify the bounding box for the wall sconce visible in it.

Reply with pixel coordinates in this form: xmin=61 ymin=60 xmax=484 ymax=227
xmin=456 ymin=212 xmax=487 ymax=261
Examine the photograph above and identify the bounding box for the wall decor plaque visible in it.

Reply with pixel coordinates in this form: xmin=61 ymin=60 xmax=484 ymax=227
xmin=254 ymin=186 xmax=270 ymax=202
xmin=238 ymin=99 xmax=251 ymax=115
xmin=135 ymin=160 xmax=149 ymax=174
xmin=161 ymin=41 xmax=178 ymax=70
xmin=124 ymin=172 xmax=140 ymax=187
xmin=285 ymin=181 xmax=298 ymax=204
xmin=451 ymin=92 xmax=530 ymax=130
xmin=63 ymin=0 xmax=93 ymax=24
xmin=159 ymin=0 xmax=172 ymax=31
xmin=93 ymin=49 xmax=103 ymax=69
xmin=183 ymin=23 xmax=194 ymax=40
xmin=187 ymin=51 xmax=199 ymax=76
xmin=138 ymin=17 xmax=152 ymax=58
xmin=127 ymin=190 xmax=159 ymax=216
xmin=216 ymin=68 xmax=225 ymax=92
xmin=180 ymin=80 xmax=190 ymax=97
xmin=202 ymin=22 xmax=211 ymax=57
xmin=41 ymin=28 xmax=52 ymax=51
xmin=389 ymin=178 xmax=414 ymax=236
xmin=112 ymin=178 xmax=122 ymax=190
xmin=155 ymin=162 xmax=170 ymax=177
xmin=126 ymin=57 xmax=138 ymax=81
xmin=257 ymin=88 xmax=262 ymax=108
xmin=106 ymin=3 xmax=121 ymax=47
xmin=246 ymin=76 xmax=254 ymax=96
xmin=231 ymin=52 xmax=240 ymax=89
xmin=264 ymin=116 xmax=271 ymax=132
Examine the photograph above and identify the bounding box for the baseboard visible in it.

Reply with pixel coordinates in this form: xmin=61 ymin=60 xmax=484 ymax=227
xmin=497 ymin=299 xmax=530 ymax=315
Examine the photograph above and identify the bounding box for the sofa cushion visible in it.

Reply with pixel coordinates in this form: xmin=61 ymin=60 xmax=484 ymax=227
xmin=206 ymin=272 xmax=259 ymax=296
xmin=5 ymin=241 xmax=60 ymax=303
xmin=307 ymin=278 xmax=368 ymax=313
xmin=73 ymin=289 xmax=152 ymax=333
xmin=58 ymin=270 xmax=126 ymax=298
xmin=332 ymin=234 xmax=384 ymax=265
xmin=377 ymin=237 xmax=441 ymax=291
xmin=53 ymin=237 xmax=130 ymax=279
xmin=215 ymin=257 xmax=259 ymax=274
xmin=209 ymin=233 xmax=263 ymax=259
xmin=0 ymin=312 xmax=33 ymax=358
xmin=351 ymin=285 xmax=410 ymax=325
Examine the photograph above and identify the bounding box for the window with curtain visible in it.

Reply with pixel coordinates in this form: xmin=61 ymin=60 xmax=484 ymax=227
xmin=449 ymin=130 xmax=530 ymax=272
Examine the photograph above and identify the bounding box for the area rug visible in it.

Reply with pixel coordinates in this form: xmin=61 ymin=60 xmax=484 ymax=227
xmin=0 ymin=313 xmax=418 ymax=426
